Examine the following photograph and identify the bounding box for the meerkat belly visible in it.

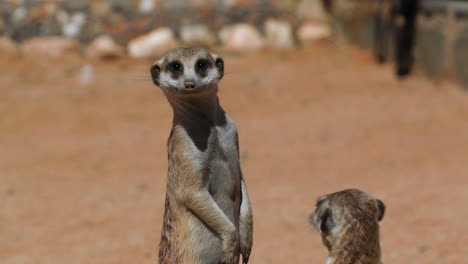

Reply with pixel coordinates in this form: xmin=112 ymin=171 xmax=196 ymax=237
xmin=209 ymin=125 xmax=242 ymax=222
xmin=208 ymin=157 xmax=241 ymax=220
xmin=187 ymin=133 xmax=241 ymax=263
xmin=186 ymin=160 xmax=241 ymax=264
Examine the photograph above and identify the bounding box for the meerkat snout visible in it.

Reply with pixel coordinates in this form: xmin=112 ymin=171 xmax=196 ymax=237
xmin=310 ymin=189 xmax=386 ymax=264
xmin=184 ymin=81 xmax=196 ymax=89
xmin=150 ymin=47 xmax=224 ymax=95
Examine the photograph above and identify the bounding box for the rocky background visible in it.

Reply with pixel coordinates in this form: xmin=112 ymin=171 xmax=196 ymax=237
xmin=0 ymin=0 xmax=332 ymax=59
xmin=1 ymin=0 xmax=466 ymax=89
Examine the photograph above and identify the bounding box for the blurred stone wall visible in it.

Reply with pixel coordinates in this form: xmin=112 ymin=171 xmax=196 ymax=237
xmin=337 ymin=0 xmax=468 ymax=90
xmin=0 ymin=0 xmax=304 ymax=44
xmin=0 ymin=0 xmax=332 ymax=59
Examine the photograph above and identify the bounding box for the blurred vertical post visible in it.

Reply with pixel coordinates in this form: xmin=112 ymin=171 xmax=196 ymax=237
xmin=394 ymin=0 xmax=419 ymax=77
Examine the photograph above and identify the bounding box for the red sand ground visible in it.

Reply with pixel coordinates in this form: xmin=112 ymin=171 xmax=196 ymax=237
xmin=1 ymin=45 xmax=467 ymax=264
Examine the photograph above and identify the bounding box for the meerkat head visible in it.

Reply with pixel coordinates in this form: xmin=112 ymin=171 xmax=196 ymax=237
xmin=150 ymin=47 xmax=224 ymax=96
xmin=309 ymin=189 xmax=385 ymax=262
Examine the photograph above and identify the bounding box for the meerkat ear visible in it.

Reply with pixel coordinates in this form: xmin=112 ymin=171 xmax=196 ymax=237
xmin=376 ymin=199 xmax=386 ymax=221
xmin=211 ymin=53 xmax=224 ymax=80
xmin=317 ymin=195 xmax=328 ymax=205
xmin=150 ymin=58 xmax=163 ymax=86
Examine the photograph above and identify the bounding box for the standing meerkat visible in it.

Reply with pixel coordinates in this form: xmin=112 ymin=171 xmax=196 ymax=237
xmin=309 ymin=189 xmax=386 ymax=264
xmin=150 ymin=47 xmax=253 ymax=264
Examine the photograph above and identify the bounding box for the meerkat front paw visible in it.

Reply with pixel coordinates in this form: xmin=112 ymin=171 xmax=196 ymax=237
xmin=240 ymin=227 xmax=252 ymax=264
xmin=241 ymin=247 xmax=251 ymax=264
xmin=221 ymin=231 xmax=239 ymax=264
xmin=240 ymin=234 xmax=251 ymax=264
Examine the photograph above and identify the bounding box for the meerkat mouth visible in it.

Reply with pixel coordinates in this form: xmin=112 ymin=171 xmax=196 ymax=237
xmin=182 ymin=87 xmax=198 ymax=94
xmin=181 ymin=85 xmax=210 ymax=94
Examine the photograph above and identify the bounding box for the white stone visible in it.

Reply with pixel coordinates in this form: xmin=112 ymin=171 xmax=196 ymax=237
xmin=296 ymin=0 xmax=329 ymax=22
xmin=87 ymin=36 xmax=123 ymax=59
xmin=264 ymin=19 xmax=294 ymax=49
xmin=297 ymin=22 xmax=331 ymax=43
xmin=180 ymin=24 xmax=215 ymax=46
xmin=139 ymin=0 xmax=158 ymax=13
xmin=218 ymin=26 xmax=232 ymax=44
xmin=128 ymin=28 xmax=177 ymax=58
xmin=21 ymin=37 xmax=80 ymax=57
xmin=219 ymin=24 xmax=264 ymax=52
xmin=57 ymin=11 xmax=87 ymax=38
xmin=12 ymin=7 xmax=27 ymax=23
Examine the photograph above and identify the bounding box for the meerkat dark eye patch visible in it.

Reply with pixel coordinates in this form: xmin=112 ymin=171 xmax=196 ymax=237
xmin=167 ymin=61 xmax=183 ymax=79
xmin=320 ymin=208 xmax=334 ymax=233
xmin=215 ymin=58 xmax=224 ymax=80
xmin=150 ymin=64 xmax=161 ymax=86
xmin=195 ymin=59 xmax=212 ymax=77
xmin=376 ymin=199 xmax=386 ymax=221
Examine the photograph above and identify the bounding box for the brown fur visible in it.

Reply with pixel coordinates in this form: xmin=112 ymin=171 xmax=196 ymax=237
xmin=310 ymin=189 xmax=385 ymax=264
xmin=152 ymin=47 xmax=253 ymax=264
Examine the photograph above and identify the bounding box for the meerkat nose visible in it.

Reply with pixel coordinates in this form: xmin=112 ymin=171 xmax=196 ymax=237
xmin=184 ymin=81 xmax=196 ymax=89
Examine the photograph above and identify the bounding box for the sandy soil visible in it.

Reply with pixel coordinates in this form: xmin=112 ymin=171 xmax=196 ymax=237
xmin=1 ymin=45 xmax=467 ymax=264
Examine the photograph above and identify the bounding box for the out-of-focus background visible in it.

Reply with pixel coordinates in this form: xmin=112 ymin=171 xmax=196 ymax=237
xmin=1 ymin=0 xmax=467 ymax=263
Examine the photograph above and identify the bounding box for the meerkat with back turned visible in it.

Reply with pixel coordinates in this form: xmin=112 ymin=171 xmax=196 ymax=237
xmin=150 ymin=47 xmax=253 ymax=264
xmin=310 ymin=189 xmax=386 ymax=264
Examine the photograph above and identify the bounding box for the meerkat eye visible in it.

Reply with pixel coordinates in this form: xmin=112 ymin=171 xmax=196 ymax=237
xmin=151 ymin=64 xmax=160 ymax=75
xmin=376 ymin=199 xmax=386 ymax=221
xmin=215 ymin=58 xmax=224 ymax=79
xmin=168 ymin=61 xmax=183 ymax=76
xmin=150 ymin=64 xmax=161 ymax=86
xmin=195 ymin=59 xmax=211 ymax=75
xmin=320 ymin=208 xmax=333 ymax=233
